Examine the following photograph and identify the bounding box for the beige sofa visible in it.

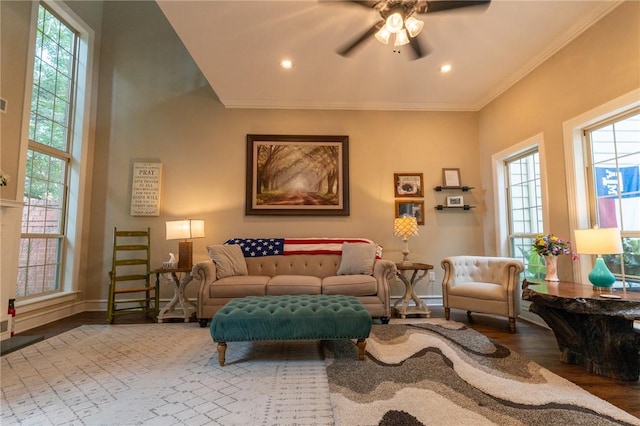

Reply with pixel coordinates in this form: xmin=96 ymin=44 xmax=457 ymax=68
xmin=441 ymin=256 xmax=524 ymax=332
xmin=192 ymin=240 xmax=397 ymax=327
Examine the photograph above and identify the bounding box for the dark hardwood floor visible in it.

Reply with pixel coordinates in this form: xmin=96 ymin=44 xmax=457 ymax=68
xmin=5 ymin=307 xmax=639 ymax=418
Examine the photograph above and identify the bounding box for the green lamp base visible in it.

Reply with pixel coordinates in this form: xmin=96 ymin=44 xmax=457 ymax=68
xmin=589 ymin=257 xmax=616 ymax=288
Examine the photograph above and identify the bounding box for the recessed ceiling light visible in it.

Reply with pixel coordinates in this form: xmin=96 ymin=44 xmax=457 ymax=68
xmin=440 ymin=64 xmax=452 ymax=73
xmin=280 ymin=59 xmax=293 ymax=70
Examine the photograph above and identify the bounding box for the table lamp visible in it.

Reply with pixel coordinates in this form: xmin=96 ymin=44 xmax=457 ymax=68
xmin=166 ymin=219 xmax=205 ymax=269
xmin=394 ymin=215 xmax=419 ymax=265
xmin=573 ymin=227 xmax=623 ymax=288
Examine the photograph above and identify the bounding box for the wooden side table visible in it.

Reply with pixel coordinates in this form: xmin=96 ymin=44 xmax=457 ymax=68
xmin=394 ymin=262 xmax=434 ymax=319
xmin=154 ymin=267 xmax=197 ymax=323
xmin=522 ymin=279 xmax=640 ymax=380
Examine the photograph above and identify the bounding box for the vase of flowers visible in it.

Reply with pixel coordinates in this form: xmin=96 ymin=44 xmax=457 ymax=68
xmin=532 ymin=234 xmax=571 ymax=282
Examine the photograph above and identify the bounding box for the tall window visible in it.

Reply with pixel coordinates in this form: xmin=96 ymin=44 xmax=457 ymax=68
xmin=584 ymin=109 xmax=640 ymax=288
xmin=17 ymin=4 xmax=78 ymax=298
xmin=505 ymin=149 xmax=544 ymax=278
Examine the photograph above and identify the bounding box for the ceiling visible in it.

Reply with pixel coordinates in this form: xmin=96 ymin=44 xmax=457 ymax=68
xmin=156 ymin=0 xmax=621 ymax=111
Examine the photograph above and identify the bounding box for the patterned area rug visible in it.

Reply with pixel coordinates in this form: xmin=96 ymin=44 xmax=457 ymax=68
xmin=1 ymin=324 xmax=333 ymax=425
xmin=324 ymin=319 xmax=640 ymax=426
xmin=3 ymin=321 xmax=639 ymax=425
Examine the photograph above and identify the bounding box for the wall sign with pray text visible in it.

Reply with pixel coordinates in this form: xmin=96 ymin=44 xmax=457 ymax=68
xmin=130 ymin=162 xmax=162 ymax=216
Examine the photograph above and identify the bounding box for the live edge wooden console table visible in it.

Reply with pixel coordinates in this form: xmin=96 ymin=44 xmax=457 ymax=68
xmin=522 ymin=279 xmax=640 ymax=381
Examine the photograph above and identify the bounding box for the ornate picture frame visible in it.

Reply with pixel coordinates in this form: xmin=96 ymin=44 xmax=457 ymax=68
xmin=394 ymin=173 xmax=424 ymax=197
xmin=246 ymin=134 xmax=350 ymax=216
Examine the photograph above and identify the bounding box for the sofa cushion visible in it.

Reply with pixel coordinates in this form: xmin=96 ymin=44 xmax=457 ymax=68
xmin=337 ymin=242 xmax=376 ymax=275
xmin=322 ymin=275 xmax=377 ymax=296
xmin=210 ymin=275 xmax=269 ymax=298
xmin=447 ymin=281 xmax=506 ymax=301
xmin=266 ymin=275 xmax=322 ymax=296
xmin=207 ymin=245 xmax=248 ymax=279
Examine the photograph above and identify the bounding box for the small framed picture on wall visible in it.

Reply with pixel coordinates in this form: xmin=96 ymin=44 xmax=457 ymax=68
xmin=395 ymin=200 xmax=425 ymax=225
xmin=394 ymin=173 xmax=423 ymax=197
xmin=446 ymin=195 xmax=464 ymax=207
xmin=442 ymin=168 xmax=461 ymax=187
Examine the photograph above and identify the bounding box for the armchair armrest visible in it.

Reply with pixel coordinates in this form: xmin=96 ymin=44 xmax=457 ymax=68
xmin=374 ymin=259 xmax=397 ymax=282
xmin=192 ymin=260 xmax=217 ymax=283
xmin=373 ymin=259 xmax=397 ymax=319
xmin=192 ymin=260 xmax=217 ymax=319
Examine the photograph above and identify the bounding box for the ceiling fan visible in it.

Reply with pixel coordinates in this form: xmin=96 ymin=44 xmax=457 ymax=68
xmin=336 ymin=0 xmax=491 ymax=60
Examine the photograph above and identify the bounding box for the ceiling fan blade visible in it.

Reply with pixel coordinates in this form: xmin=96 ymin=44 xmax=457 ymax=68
xmin=408 ymin=35 xmax=429 ymax=60
xmin=337 ymin=22 xmax=382 ymax=57
xmin=320 ymin=0 xmax=380 ymax=9
xmin=348 ymin=1 xmax=381 ymax=9
xmin=418 ymin=0 xmax=491 ymax=14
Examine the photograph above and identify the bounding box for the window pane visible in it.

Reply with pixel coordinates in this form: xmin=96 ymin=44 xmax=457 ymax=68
xmin=17 ymin=237 xmax=61 ymax=296
xmin=587 ymin=111 xmax=640 ymax=287
xmin=506 ymin=149 xmax=543 ymax=275
xmin=19 ymin=3 xmax=79 ymax=300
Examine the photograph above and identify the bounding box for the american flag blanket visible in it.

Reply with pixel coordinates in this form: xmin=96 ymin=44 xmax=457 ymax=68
xmin=224 ymin=237 xmax=383 ymax=259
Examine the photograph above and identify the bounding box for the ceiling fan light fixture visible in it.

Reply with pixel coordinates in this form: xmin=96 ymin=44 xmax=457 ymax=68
xmin=374 ymin=25 xmax=391 ymax=44
xmin=404 ymin=16 xmax=424 ymax=38
xmin=385 ymin=12 xmax=404 ymax=33
xmin=394 ymin=29 xmax=410 ymax=47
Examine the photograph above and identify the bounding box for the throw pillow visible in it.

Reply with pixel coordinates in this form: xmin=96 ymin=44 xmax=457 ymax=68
xmin=337 ymin=242 xmax=377 ymax=275
xmin=207 ymin=244 xmax=248 ymax=279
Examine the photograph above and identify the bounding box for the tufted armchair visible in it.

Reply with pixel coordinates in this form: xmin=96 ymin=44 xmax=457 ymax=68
xmin=441 ymin=256 xmax=524 ymax=332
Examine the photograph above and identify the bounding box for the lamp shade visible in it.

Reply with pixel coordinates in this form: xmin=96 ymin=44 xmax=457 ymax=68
xmin=573 ymin=228 xmax=622 ymax=255
xmin=385 ymin=12 xmax=404 ymax=33
xmin=394 ymin=29 xmax=410 ymax=47
xmin=166 ymin=219 xmax=205 ymax=240
xmin=375 ymin=25 xmax=391 ymax=44
xmin=404 ymin=16 xmax=424 ymax=38
xmin=393 ymin=216 xmax=419 ymax=238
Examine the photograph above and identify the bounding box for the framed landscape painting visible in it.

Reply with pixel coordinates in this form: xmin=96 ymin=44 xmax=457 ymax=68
xmin=246 ymin=134 xmax=350 ymax=215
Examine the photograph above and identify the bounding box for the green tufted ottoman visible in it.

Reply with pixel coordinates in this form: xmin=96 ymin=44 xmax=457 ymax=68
xmin=210 ymin=294 xmax=372 ymax=366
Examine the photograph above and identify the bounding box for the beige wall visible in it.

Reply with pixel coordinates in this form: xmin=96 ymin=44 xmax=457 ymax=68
xmin=478 ymin=1 xmax=640 ymax=279
xmin=2 ymin=0 xmax=638 ymax=327
xmin=0 ymin=1 xmax=33 ymax=201
xmin=90 ymin=0 xmax=482 ymax=302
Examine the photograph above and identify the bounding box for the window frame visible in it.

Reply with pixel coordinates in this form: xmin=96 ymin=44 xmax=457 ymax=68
xmin=16 ymin=0 xmax=95 ymax=309
xmin=492 ymin=133 xmax=551 ymax=257
xmin=504 ymin=148 xmax=544 ymax=276
xmin=19 ymin=4 xmax=78 ymax=299
xmin=563 ymin=89 xmax=640 ymax=285
xmin=492 ymin=133 xmax=550 ymax=326
xmin=582 ymin=108 xmax=639 ymax=285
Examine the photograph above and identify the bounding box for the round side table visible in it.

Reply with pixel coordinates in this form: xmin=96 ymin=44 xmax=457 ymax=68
xmin=394 ymin=262 xmax=434 ymax=319
xmin=154 ymin=267 xmax=196 ymax=323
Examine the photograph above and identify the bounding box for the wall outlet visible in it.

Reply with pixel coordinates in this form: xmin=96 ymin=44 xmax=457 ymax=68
xmin=428 ymin=271 xmax=435 ymax=281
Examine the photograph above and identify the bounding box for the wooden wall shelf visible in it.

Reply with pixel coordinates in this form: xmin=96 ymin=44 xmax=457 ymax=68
xmin=435 ymin=205 xmax=476 ymax=211
xmin=434 ymin=185 xmax=474 ymax=192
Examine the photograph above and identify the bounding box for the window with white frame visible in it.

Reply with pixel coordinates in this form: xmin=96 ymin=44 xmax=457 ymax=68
xmin=505 ymin=149 xmax=545 ymax=278
xmin=492 ymin=134 xmax=549 ymax=265
xmin=583 ymin=109 xmax=640 ymax=288
xmin=17 ymin=2 xmax=92 ymax=299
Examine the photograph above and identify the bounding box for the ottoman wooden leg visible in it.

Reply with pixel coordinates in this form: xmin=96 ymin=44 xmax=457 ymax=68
xmin=217 ymin=342 xmax=227 ymax=366
xmin=356 ymin=339 xmax=366 ymax=360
